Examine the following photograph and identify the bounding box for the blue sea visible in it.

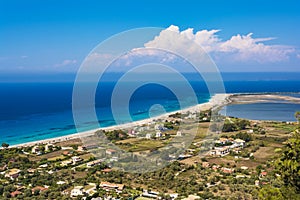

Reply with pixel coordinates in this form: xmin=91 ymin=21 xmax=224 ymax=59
xmin=0 ymin=72 xmax=300 ymax=145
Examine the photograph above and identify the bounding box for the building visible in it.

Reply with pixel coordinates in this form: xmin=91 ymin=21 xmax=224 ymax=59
xmin=142 ymin=190 xmax=159 ymax=198
xmin=247 ymin=129 xmax=254 ymax=133
xmin=155 ymin=131 xmax=162 ymax=138
xmin=5 ymin=168 xmax=21 ymax=180
xmin=233 ymin=139 xmax=246 ymax=147
xmin=221 ymin=167 xmax=234 ymax=174
xmin=31 ymin=186 xmax=48 ymax=194
xmin=71 ymin=156 xmax=82 ymax=164
xmin=176 ymin=131 xmax=182 ymax=137
xmin=86 ymin=159 xmax=103 ymax=167
xmin=45 ymin=144 xmax=54 ymax=152
xmin=182 ymin=195 xmax=201 ymax=200
xmin=100 ymin=182 xmax=124 ymax=193
xmin=77 ymin=146 xmax=86 ymax=152
xmin=260 ymin=171 xmax=268 ymax=179
xmin=10 ymin=191 xmax=22 ymax=197
xmin=61 ymin=159 xmax=73 ymax=166
xmin=145 ymin=133 xmax=152 ymax=139
xmin=216 ymin=137 xmax=230 ymax=145
xmin=70 ymin=186 xmax=84 ymax=197
xmin=106 ymin=149 xmax=117 ymax=155
xmin=210 ymin=146 xmax=230 ymax=156
xmin=31 ymin=146 xmax=40 ymax=154
xmin=56 ymin=181 xmax=66 ymax=185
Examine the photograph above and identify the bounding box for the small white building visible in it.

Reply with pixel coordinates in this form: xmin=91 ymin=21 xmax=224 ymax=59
xmin=155 ymin=131 xmax=162 ymax=138
xmin=32 ymin=146 xmax=40 ymax=154
xmin=247 ymin=129 xmax=254 ymax=134
xmin=71 ymin=156 xmax=82 ymax=164
xmin=233 ymin=139 xmax=246 ymax=147
xmin=70 ymin=186 xmax=84 ymax=197
xmin=45 ymin=144 xmax=53 ymax=152
xmin=176 ymin=131 xmax=182 ymax=137
xmin=142 ymin=190 xmax=159 ymax=199
xmin=145 ymin=133 xmax=152 ymax=139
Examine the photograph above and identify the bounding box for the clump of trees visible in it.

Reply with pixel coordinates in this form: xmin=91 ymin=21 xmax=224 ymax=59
xmin=222 ymin=119 xmax=250 ymax=132
xmin=104 ymin=129 xmax=128 ymax=141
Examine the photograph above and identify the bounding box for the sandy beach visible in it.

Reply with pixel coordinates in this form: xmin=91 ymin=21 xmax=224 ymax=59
xmin=229 ymin=93 xmax=300 ymax=104
xmin=8 ymin=93 xmax=230 ymax=148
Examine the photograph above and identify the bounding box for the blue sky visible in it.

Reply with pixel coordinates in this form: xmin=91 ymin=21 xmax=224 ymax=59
xmin=0 ymin=0 xmax=300 ymax=74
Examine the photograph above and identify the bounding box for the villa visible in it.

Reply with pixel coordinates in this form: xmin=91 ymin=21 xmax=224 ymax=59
xmin=100 ymin=181 xmax=124 ymax=193
xmin=210 ymin=146 xmax=230 ymax=156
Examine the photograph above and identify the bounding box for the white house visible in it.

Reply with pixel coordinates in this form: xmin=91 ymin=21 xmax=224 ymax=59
xmin=31 ymin=146 xmax=40 ymax=154
xmin=71 ymin=156 xmax=82 ymax=164
xmin=155 ymin=131 xmax=162 ymax=138
xmin=45 ymin=144 xmax=53 ymax=152
xmin=142 ymin=190 xmax=159 ymax=199
xmin=176 ymin=131 xmax=182 ymax=137
xmin=210 ymin=146 xmax=230 ymax=156
xmin=145 ymin=133 xmax=152 ymax=139
xmin=233 ymin=139 xmax=246 ymax=147
xmin=247 ymin=129 xmax=254 ymax=134
xmin=70 ymin=186 xmax=84 ymax=197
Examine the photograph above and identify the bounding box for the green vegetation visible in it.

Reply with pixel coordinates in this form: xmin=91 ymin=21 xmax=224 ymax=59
xmin=0 ymin=111 xmax=299 ymax=199
xmin=222 ymin=118 xmax=251 ymax=132
xmin=103 ymin=129 xmax=128 ymax=141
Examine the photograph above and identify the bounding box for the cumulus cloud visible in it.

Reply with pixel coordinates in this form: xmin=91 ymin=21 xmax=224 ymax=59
xmin=144 ymin=25 xmax=295 ymax=63
xmin=54 ymin=59 xmax=77 ymax=67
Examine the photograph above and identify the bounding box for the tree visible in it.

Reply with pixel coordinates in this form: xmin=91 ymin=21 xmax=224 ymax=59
xmin=275 ymin=130 xmax=300 ymax=191
xmin=1 ymin=142 xmax=9 ymax=148
xmin=222 ymin=122 xmax=236 ymax=132
xmin=0 ymin=185 xmax=3 ymax=195
xmin=258 ymin=186 xmax=284 ymax=200
xmin=236 ymin=119 xmax=250 ymax=130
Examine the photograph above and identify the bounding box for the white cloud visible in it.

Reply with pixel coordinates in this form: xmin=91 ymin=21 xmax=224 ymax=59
xmin=21 ymin=55 xmax=28 ymax=59
xmin=297 ymin=54 xmax=300 ymax=59
xmin=144 ymin=25 xmax=295 ymax=63
xmin=54 ymin=59 xmax=77 ymax=67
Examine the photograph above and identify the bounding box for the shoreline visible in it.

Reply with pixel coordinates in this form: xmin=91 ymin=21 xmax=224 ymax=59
xmin=7 ymin=92 xmax=299 ymax=149
xmin=8 ymin=93 xmax=230 ymax=148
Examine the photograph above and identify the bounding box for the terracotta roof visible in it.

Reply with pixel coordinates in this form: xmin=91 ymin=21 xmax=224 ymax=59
xmin=261 ymin=171 xmax=268 ymax=176
xmin=101 ymin=168 xmax=112 ymax=173
xmin=31 ymin=186 xmax=48 ymax=192
xmin=10 ymin=191 xmax=22 ymax=197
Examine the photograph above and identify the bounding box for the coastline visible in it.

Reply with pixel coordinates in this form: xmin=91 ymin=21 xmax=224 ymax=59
xmin=8 ymin=93 xmax=230 ymax=148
